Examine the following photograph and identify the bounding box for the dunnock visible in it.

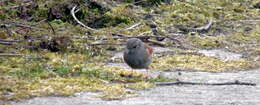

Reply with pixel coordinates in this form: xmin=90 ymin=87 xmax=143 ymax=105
xmin=123 ymin=38 xmax=153 ymax=76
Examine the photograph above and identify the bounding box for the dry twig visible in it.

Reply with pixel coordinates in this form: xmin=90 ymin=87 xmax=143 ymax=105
xmin=179 ymin=19 xmax=213 ymax=33
xmin=0 ymin=53 xmax=25 ymax=57
xmin=0 ymin=38 xmax=23 ymax=45
xmin=71 ymin=5 xmax=97 ymax=31
xmin=0 ymin=41 xmax=12 ymax=45
xmin=155 ymin=80 xmax=256 ymax=86
xmin=0 ymin=22 xmax=45 ymax=31
xmin=125 ymin=23 xmax=142 ymax=31
xmin=47 ymin=22 xmax=56 ymax=35
xmin=113 ymin=33 xmax=181 ymax=45
xmin=0 ymin=39 xmax=22 ymax=42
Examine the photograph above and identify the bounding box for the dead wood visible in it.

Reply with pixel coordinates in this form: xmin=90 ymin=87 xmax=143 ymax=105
xmin=0 ymin=22 xmax=45 ymax=31
xmin=90 ymin=43 xmax=124 ymax=46
xmin=71 ymin=33 xmax=181 ymax=47
xmin=0 ymin=39 xmax=22 ymax=42
xmin=178 ymin=19 xmax=213 ymax=33
xmin=47 ymin=22 xmax=56 ymax=35
xmin=71 ymin=5 xmax=97 ymax=31
xmin=155 ymin=80 xmax=256 ymax=86
xmin=0 ymin=41 xmax=12 ymax=45
xmin=33 ymin=19 xmax=47 ymax=25
xmin=0 ymin=39 xmax=23 ymax=45
xmin=0 ymin=53 xmax=48 ymax=61
xmin=113 ymin=33 xmax=182 ymax=45
xmin=0 ymin=53 xmax=25 ymax=57
xmin=146 ymin=39 xmax=166 ymax=47
xmin=125 ymin=23 xmax=142 ymax=31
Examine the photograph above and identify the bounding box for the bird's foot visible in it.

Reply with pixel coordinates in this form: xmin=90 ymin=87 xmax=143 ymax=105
xmin=143 ymin=74 xmax=151 ymax=81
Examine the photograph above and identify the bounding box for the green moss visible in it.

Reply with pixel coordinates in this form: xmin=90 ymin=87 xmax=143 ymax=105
xmin=91 ymin=4 xmax=136 ymax=28
xmin=154 ymin=0 xmax=258 ymax=31
xmin=32 ymin=7 xmax=49 ymax=19
xmin=101 ymin=66 xmax=149 ymax=82
xmin=0 ymin=76 xmax=104 ymax=100
xmin=125 ymin=82 xmax=154 ymax=90
xmin=188 ymin=34 xmax=225 ymax=48
xmin=151 ymin=55 xmax=255 ymax=72
xmin=149 ymin=74 xmax=176 ymax=82
xmin=97 ymin=84 xmax=138 ymax=100
xmin=228 ymin=30 xmax=260 ymax=43
xmin=97 ymin=81 xmax=154 ymax=100
xmin=0 ymin=65 xmax=153 ymax=101
xmin=0 ymin=0 xmax=259 ymax=102
xmin=187 ymin=27 xmax=260 ymax=49
xmin=0 ymin=52 xmax=154 ymax=101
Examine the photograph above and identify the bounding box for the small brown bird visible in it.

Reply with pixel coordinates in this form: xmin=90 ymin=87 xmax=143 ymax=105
xmin=123 ymin=38 xmax=153 ymax=76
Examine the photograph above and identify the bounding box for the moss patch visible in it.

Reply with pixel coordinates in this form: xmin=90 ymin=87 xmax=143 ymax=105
xmin=188 ymin=34 xmax=225 ymax=48
xmin=0 ymin=76 xmax=103 ymax=100
xmin=151 ymin=55 xmax=256 ymax=72
xmin=0 ymin=50 xmax=156 ymax=101
xmin=98 ymin=81 xmax=154 ymax=100
xmin=188 ymin=26 xmax=260 ymax=49
xmin=0 ymin=65 xmax=154 ymax=101
xmin=0 ymin=0 xmax=260 ymax=102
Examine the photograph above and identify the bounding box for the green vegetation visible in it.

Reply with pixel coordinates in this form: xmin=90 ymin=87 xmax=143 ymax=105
xmin=0 ymin=0 xmax=259 ymax=102
xmin=152 ymin=55 xmax=257 ymax=72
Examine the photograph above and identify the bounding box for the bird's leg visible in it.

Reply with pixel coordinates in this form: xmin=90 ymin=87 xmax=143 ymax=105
xmin=128 ymin=68 xmax=134 ymax=78
xmin=132 ymin=69 xmax=134 ymax=77
xmin=144 ymin=68 xmax=149 ymax=80
xmin=146 ymin=69 xmax=148 ymax=76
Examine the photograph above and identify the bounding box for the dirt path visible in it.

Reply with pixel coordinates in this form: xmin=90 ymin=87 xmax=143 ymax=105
xmin=10 ymin=68 xmax=260 ymax=105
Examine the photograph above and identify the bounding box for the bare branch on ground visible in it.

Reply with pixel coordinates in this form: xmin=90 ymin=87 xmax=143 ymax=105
xmin=155 ymin=80 xmax=256 ymax=86
xmin=0 ymin=22 xmax=45 ymax=31
xmin=71 ymin=5 xmax=97 ymax=31
xmin=0 ymin=53 xmax=25 ymax=57
xmin=125 ymin=23 xmax=142 ymax=31
xmin=178 ymin=19 xmax=213 ymax=33
xmin=47 ymin=22 xmax=56 ymax=35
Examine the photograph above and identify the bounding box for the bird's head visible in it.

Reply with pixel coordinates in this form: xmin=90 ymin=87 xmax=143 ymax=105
xmin=126 ymin=38 xmax=143 ymax=50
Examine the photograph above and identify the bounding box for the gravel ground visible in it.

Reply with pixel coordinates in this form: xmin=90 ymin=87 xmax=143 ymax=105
xmin=10 ymin=68 xmax=260 ymax=105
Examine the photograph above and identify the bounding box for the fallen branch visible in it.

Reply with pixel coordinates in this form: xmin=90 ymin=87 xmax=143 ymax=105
xmin=33 ymin=19 xmax=47 ymax=25
xmin=13 ymin=23 xmax=44 ymax=30
xmin=0 ymin=41 xmax=12 ymax=45
xmin=113 ymin=33 xmax=182 ymax=45
xmin=146 ymin=39 xmax=166 ymax=47
xmin=71 ymin=5 xmax=97 ymax=31
xmin=238 ymin=20 xmax=260 ymax=22
xmin=72 ymin=34 xmax=167 ymax=40
xmin=0 ymin=38 xmax=23 ymax=45
xmin=139 ymin=31 xmax=152 ymax=35
xmin=90 ymin=43 xmax=124 ymax=46
xmin=0 ymin=53 xmax=25 ymax=57
xmin=112 ymin=33 xmax=166 ymax=40
xmin=113 ymin=33 xmax=167 ymax=46
xmin=0 ymin=53 xmax=48 ymax=61
xmin=125 ymin=23 xmax=142 ymax=31
xmin=155 ymin=80 xmax=256 ymax=86
xmin=47 ymin=22 xmax=56 ymax=35
xmin=193 ymin=19 xmax=213 ymax=31
xmin=71 ymin=33 xmax=182 ymax=46
xmin=0 ymin=23 xmax=45 ymax=31
xmin=0 ymin=39 xmax=23 ymax=45
xmin=0 ymin=39 xmax=22 ymax=42
xmin=178 ymin=19 xmax=213 ymax=33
